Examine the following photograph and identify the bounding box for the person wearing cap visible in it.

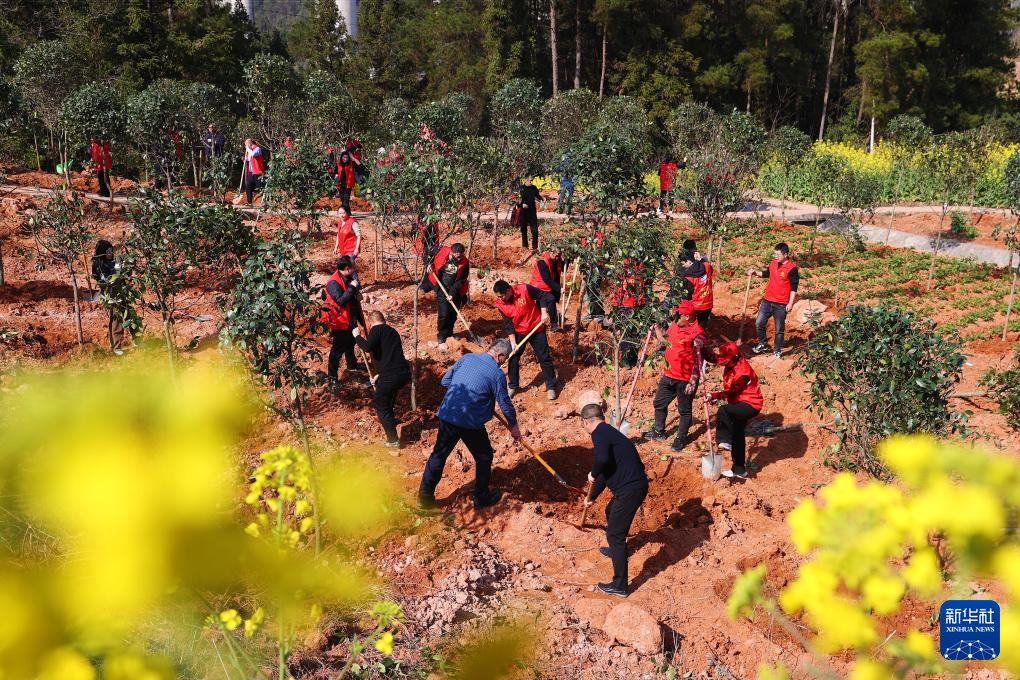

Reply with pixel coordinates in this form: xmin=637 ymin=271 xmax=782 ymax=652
xmin=704 ymin=341 xmax=763 ymax=479
xmin=643 ymin=299 xmax=706 ymax=451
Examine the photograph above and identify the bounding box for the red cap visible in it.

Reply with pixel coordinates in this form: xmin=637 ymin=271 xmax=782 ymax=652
xmin=674 ymin=300 xmax=695 ymax=316
xmin=714 ymin=341 xmax=740 ymax=365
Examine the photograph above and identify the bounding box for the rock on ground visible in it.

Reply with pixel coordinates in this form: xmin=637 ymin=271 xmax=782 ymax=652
xmin=601 ymin=602 xmax=662 ymax=655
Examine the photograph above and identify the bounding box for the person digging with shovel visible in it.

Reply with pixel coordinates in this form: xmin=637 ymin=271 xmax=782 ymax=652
xmin=353 ymin=310 xmax=411 ymax=448
xmin=493 ymin=280 xmax=558 ymax=400
xmin=703 ymin=341 xmax=763 ymax=479
xmin=580 ymin=403 xmax=648 ymax=598
xmin=423 ymin=242 xmax=470 ymax=345
xmin=418 ymin=338 xmax=521 ymax=510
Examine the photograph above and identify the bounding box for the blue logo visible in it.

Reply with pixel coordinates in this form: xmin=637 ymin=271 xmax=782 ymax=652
xmin=940 ymin=600 xmax=999 ymax=661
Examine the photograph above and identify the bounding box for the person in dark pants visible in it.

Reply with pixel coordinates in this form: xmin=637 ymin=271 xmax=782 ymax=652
xmin=528 ymin=248 xmax=565 ymax=331
xmin=203 ymin=124 xmax=225 ymax=159
xmin=609 ymin=261 xmax=648 ymax=368
xmin=320 ymin=256 xmax=365 ymax=389
xmin=704 ymin=341 xmax=763 ymax=479
xmin=419 ymin=339 xmax=521 ymax=510
xmin=90 ymin=139 xmax=112 ymax=198
xmin=749 ymin=242 xmax=799 ymax=358
xmin=423 ymin=242 xmax=470 ymax=344
xmin=517 ymin=176 xmax=541 ymax=251
xmin=643 ymin=300 xmax=706 ymax=452
xmin=243 ymin=138 xmax=264 ymax=205
xmin=492 ymin=280 xmax=557 ymax=400
xmin=581 ymin=403 xmax=648 ymax=598
xmin=354 ymin=310 xmax=411 ymax=448
xmin=92 ymin=239 xmax=132 ymax=354
xmin=335 ymin=150 xmax=360 ymax=214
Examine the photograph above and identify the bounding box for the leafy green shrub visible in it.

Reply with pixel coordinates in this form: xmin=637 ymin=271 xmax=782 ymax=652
xmin=59 ymin=82 xmax=127 ymax=150
xmin=799 ymin=305 xmax=967 ymax=477
xmin=980 ymin=347 xmax=1020 ymax=431
xmin=949 ymin=210 xmax=978 ymax=239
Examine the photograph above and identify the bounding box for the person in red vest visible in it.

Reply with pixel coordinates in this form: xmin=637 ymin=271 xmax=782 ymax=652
xmin=643 ymin=300 xmax=707 ymax=452
xmin=492 ymin=280 xmax=557 ymax=400
xmin=413 ymin=212 xmax=437 ymax=269
xmin=90 ymin=138 xmax=112 ymax=198
xmin=346 ymin=138 xmax=365 ymax=183
xmin=320 ymin=256 xmax=366 ymax=389
xmin=529 ymin=247 xmax=565 ymax=332
xmin=333 ymin=206 xmax=362 ymax=260
xmin=748 ymin=242 xmax=799 ymax=358
xmin=704 ymin=341 xmax=763 ymax=479
xmin=335 ymin=149 xmax=360 ymax=214
xmin=657 ymin=157 xmax=678 ymax=214
xmin=609 ymin=260 xmax=648 ymax=367
xmin=426 ymin=242 xmax=470 ymax=344
xmin=677 ymin=249 xmax=713 ymax=328
xmin=243 ymin=138 xmax=264 ymax=205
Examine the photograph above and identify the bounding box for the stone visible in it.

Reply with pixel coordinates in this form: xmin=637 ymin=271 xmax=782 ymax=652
xmin=453 ymin=590 xmax=469 ymax=605
xmin=790 ymin=299 xmax=835 ymax=326
xmin=576 ymin=389 xmax=604 ymax=413
xmin=601 ymin=603 xmax=663 ymax=655
xmin=571 ymin=598 xmax=614 ymax=629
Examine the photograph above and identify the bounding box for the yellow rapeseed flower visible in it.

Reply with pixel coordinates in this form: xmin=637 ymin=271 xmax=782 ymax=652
xmin=900 ymin=547 xmax=942 ymax=597
xmin=374 ymin=631 xmax=395 ymax=656
xmin=218 ymin=609 xmax=242 ymax=631
xmin=848 ymin=659 xmax=894 ymax=680
xmin=903 ymin=630 xmax=936 ymax=660
xmin=786 ymin=500 xmax=821 ymax=554
xmin=35 ymin=647 xmax=96 ymax=680
xmin=861 ymin=573 xmax=905 ymax=615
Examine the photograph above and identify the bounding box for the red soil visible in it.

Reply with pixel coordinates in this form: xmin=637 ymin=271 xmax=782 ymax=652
xmin=879 ymin=209 xmax=1015 ymax=249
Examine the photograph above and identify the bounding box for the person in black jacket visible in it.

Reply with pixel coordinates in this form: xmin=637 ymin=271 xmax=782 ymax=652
xmin=203 ymin=124 xmax=225 ymax=159
xmin=517 ymin=176 xmax=541 ymax=251
xmin=92 ymin=239 xmax=128 ymax=354
xmin=581 ymin=403 xmax=649 ymax=598
xmin=323 ymin=256 xmax=366 ymax=388
xmin=353 ymin=310 xmax=411 ymax=448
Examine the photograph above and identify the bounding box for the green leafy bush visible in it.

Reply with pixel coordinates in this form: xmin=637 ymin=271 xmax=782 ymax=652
xmin=980 ymin=348 xmax=1020 ymax=431
xmin=799 ymin=305 xmax=967 ymax=477
xmin=949 ymin=210 xmax=978 ymax=239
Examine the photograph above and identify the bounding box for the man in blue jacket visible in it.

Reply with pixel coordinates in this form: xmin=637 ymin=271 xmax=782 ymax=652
xmin=419 ymin=339 xmax=522 ymax=510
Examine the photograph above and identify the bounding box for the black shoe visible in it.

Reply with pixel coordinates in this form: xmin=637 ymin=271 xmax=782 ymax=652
xmin=474 ymin=489 xmax=503 ymax=509
xmin=599 ymin=546 xmax=612 ymax=558
xmin=670 ymin=437 xmax=686 ymax=452
xmin=417 ymin=493 xmax=437 ymax=509
xmin=642 ymin=429 xmax=667 ymax=441
xmin=326 ymin=377 xmax=341 ymax=393
xmin=596 ymin=582 xmax=628 ymax=598
xmin=751 ymin=343 xmax=771 ymax=355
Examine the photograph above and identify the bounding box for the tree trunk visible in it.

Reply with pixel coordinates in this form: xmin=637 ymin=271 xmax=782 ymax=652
xmin=411 ymin=286 xmax=419 ymax=410
xmin=1004 ymin=262 xmax=1018 ymax=340
xmin=492 ymin=193 xmax=501 ymax=259
xmin=613 ymin=333 xmax=622 ymax=428
xmin=868 ymin=115 xmax=876 ymax=153
xmin=818 ymin=1 xmax=840 ymax=141
xmin=573 ymin=0 xmax=582 ymax=88
xmin=572 ymin=273 xmax=584 ymax=361
xmin=781 ymin=176 xmax=788 ymax=222
xmin=885 ymin=172 xmax=901 ymax=244
xmin=34 ymin=129 xmax=41 ymax=171
xmin=70 ymin=266 xmax=84 ymax=346
xmin=926 ymin=206 xmax=948 ymax=291
xmin=599 ymin=27 xmax=607 ymax=98
xmin=834 ymin=248 xmax=847 ymax=308
xmin=716 ymin=235 xmax=724 ymax=272
xmin=0 ymin=242 xmax=5 ymax=287
xmin=810 ymin=205 xmax=823 ymax=254
xmin=549 ymin=0 xmax=559 ymax=96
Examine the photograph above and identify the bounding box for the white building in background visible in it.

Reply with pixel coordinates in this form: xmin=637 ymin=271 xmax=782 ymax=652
xmin=243 ymin=0 xmax=255 ymax=22
xmin=337 ymin=0 xmax=359 ymax=39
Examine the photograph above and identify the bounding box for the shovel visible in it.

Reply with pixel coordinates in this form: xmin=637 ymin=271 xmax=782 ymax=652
xmin=493 ymin=412 xmax=586 ymax=496
xmin=700 ymin=395 xmax=722 ymax=481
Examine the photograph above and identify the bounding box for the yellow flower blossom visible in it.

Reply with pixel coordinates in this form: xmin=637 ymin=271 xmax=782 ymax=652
xmin=993 ymin=545 xmax=1020 ymax=597
xmin=35 ymin=648 xmax=96 ymax=680
xmin=848 ymin=659 xmax=893 ymax=680
xmin=374 ymin=631 xmax=395 ymax=656
xmin=244 ymin=522 xmax=260 ymax=538
xmin=299 ymin=517 xmax=315 ymax=534
xmin=786 ymin=500 xmax=820 ymax=554
xmin=219 ymin=609 xmax=242 ymax=631
xmin=900 ymin=547 xmax=942 ymax=597
xmin=861 ymin=573 xmax=905 ymax=615
xmin=903 ymin=630 xmax=936 ymax=660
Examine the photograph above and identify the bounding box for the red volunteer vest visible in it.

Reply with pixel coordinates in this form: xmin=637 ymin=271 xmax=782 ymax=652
xmin=529 ymin=252 xmax=563 ymax=293
xmin=90 ymin=142 xmax=111 ymax=170
xmin=336 ymin=160 xmax=356 ymax=188
xmin=688 ymin=261 xmax=714 ymax=311
xmin=335 ymin=216 xmax=359 ymax=256
xmin=764 ymin=258 xmax=796 ymax=304
xmin=659 ymin=161 xmax=677 ymax=191
xmin=320 ymin=272 xmax=352 ymax=330
xmin=248 ymin=147 xmax=264 ymax=175
xmin=611 ymin=271 xmax=646 ymax=309
xmin=663 ymin=320 xmax=705 ymax=381
xmin=495 ymin=284 xmax=542 ymax=335
xmin=723 ymin=357 xmax=764 ymax=410
xmin=429 ymin=246 xmax=470 ymax=296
